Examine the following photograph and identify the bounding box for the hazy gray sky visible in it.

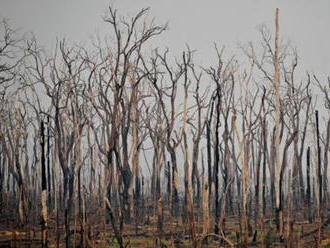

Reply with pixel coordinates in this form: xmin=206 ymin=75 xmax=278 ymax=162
xmin=1 ymin=0 xmax=329 ymax=77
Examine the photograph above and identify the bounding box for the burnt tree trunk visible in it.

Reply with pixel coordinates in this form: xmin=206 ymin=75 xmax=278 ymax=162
xmin=213 ymin=87 xmax=221 ymax=234
xmin=315 ymin=110 xmax=322 ymax=206
xmin=40 ymin=121 xmax=48 ymax=247
xmin=47 ymin=116 xmax=52 ymax=209
xmin=306 ymin=146 xmax=312 ymax=222
xmin=206 ymin=121 xmax=213 ymax=213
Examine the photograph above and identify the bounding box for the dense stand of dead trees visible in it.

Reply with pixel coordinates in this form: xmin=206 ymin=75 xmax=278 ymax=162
xmin=0 ymin=7 xmax=330 ymax=248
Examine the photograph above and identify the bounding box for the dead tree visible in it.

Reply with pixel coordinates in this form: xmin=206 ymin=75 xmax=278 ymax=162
xmin=205 ymin=46 xmax=236 ymax=235
xmin=314 ymin=75 xmax=330 ymax=207
xmin=273 ymin=8 xmax=285 ymax=239
xmin=85 ymin=6 xmax=166 ymax=246
xmin=182 ymin=50 xmax=197 ymax=247
xmin=306 ymin=146 xmax=312 ymax=222
xmin=241 ymin=8 xmax=296 ymax=240
xmin=0 ymin=19 xmax=26 ymax=220
xmin=315 ymin=110 xmax=322 ymax=211
xmin=143 ymin=98 xmax=165 ymax=233
xmin=0 ymin=103 xmax=27 ymax=226
xmin=143 ymin=48 xmax=183 ymax=217
xmin=187 ymin=61 xmax=209 ymax=209
xmin=202 ymin=178 xmax=210 ymax=235
xmin=27 ymin=38 xmax=88 ymax=247
xmin=283 ymin=51 xmax=311 ymax=210
xmin=40 ymin=121 xmax=48 ymax=246
xmin=232 ymin=61 xmax=263 ymax=245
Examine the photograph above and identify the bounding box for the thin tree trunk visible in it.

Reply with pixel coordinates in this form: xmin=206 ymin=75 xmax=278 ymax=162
xmin=182 ymin=71 xmax=197 ymax=248
xmin=274 ymin=7 xmax=284 ymax=240
xmin=206 ymin=121 xmax=213 ymax=213
xmin=241 ymin=140 xmax=249 ymax=245
xmin=170 ymin=151 xmax=179 ymax=217
xmin=40 ymin=121 xmax=48 ymax=247
xmin=306 ymin=146 xmax=312 ymax=222
xmin=323 ymin=119 xmax=330 ymax=207
xmin=203 ymin=178 xmax=209 ymax=235
xmin=167 ymin=161 xmax=172 ymax=211
xmin=287 ymin=170 xmax=294 ymax=247
xmin=214 ymin=90 xmax=221 ymax=234
xmin=315 ymin=110 xmax=322 ymax=207
xmin=47 ymin=116 xmax=51 ymax=209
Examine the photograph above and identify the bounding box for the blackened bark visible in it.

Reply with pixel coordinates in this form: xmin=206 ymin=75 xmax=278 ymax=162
xmin=170 ymin=151 xmax=179 ymax=217
xmin=41 ymin=121 xmax=48 ymax=247
xmin=315 ymin=110 xmax=322 ymax=206
xmin=206 ymin=121 xmax=212 ymax=211
xmin=41 ymin=121 xmax=46 ymax=191
xmin=262 ymin=129 xmax=267 ymax=214
xmin=65 ymin=171 xmax=74 ymax=248
xmin=214 ymin=88 xmax=221 ymax=234
xmin=47 ymin=116 xmax=51 ymax=208
xmin=167 ymin=161 xmax=171 ymax=207
xmin=306 ymin=146 xmax=312 ymax=222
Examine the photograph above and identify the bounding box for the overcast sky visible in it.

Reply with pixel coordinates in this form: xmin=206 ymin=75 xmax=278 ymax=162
xmin=1 ymin=0 xmax=329 ymax=77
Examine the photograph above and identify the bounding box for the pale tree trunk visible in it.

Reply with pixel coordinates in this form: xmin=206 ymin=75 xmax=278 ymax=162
xmin=170 ymin=151 xmax=179 ymax=216
xmin=220 ymin=121 xmax=232 ymax=233
xmin=13 ymin=108 xmax=26 ymax=227
xmin=258 ymin=148 xmax=265 ymax=247
xmin=0 ymin=148 xmax=3 ymax=214
xmin=323 ymin=119 xmax=330 ymax=207
xmin=156 ymin=141 xmax=163 ymax=233
xmin=182 ymin=55 xmax=197 ymax=247
xmin=273 ymin=7 xmax=284 ymax=240
xmin=53 ymin=133 xmax=60 ymax=248
xmin=259 ymin=104 xmax=267 ymax=246
xmin=167 ymin=161 xmax=172 ymax=212
xmin=74 ymin=128 xmax=85 ymax=248
xmin=129 ymin=86 xmax=139 ymax=221
xmin=202 ymin=178 xmax=209 ymax=235
xmin=157 ymin=196 xmax=163 ymax=234
xmin=287 ymin=170 xmax=294 ymax=247
xmin=183 ymin=106 xmax=197 ymax=247
xmin=206 ymin=120 xmax=213 ymax=213
xmin=78 ymin=167 xmax=87 ymax=248
xmin=241 ymin=139 xmax=249 ymax=245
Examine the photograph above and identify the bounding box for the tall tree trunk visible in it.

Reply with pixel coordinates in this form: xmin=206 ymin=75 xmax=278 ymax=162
xmin=121 ymin=126 xmax=132 ymax=223
xmin=214 ymin=90 xmax=221 ymax=234
xmin=156 ymin=144 xmax=162 ymax=233
xmin=323 ymin=119 xmax=330 ymax=207
xmin=40 ymin=121 xmax=48 ymax=247
xmin=192 ymin=146 xmax=201 ymax=208
xmin=206 ymin=121 xmax=213 ymax=213
xmin=182 ymin=71 xmax=197 ymax=248
xmin=259 ymin=139 xmax=265 ymax=247
xmin=65 ymin=170 xmax=75 ymax=248
xmin=203 ymin=178 xmax=209 ymax=235
xmin=170 ymin=150 xmax=179 ymax=217
xmin=47 ymin=116 xmax=52 ymax=209
xmin=315 ymin=110 xmax=322 ymax=207
xmin=167 ymin=161 xmax=172 ymax=210
xmin=241 ymin=139 xmax=249 ymax=245
xmin=306 ymin=146 xmax=312 ymax=222
xmin=129 ymin=97 xmax=139 ymax=221
xmin=78 ymin=168 xmax=87 ymax=248
xmin=273 ymin=7 xmax=284 ymax=240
